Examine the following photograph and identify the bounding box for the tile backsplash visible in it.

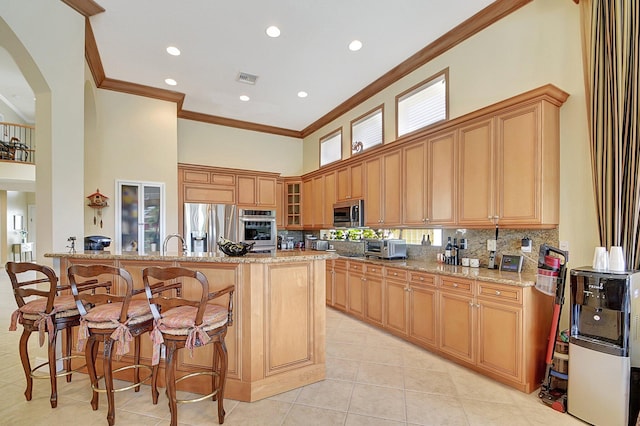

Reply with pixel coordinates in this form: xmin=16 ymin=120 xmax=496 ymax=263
xmin=280 ymin=228 xmax=558 ymax=274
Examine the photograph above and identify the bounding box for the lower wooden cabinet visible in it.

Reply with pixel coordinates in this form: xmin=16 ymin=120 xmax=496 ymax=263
xmin=332 ymin=259 xmax=348 ymax=312
xmin=438 ymin=277 xmax=475 ymax=365
xmin=363 ymin=264 xmax=384 ymax=326
xmin=326 ymin=260 xmax=552 ymax=394
xmin=347 ymin=262 xmax=365 ymax=318
xmin=325 ymin=259 xmax=334 ymax=305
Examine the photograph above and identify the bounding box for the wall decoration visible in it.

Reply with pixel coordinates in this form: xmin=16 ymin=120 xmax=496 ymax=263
xmin=87 ymin=188 xmax=109 ymax=228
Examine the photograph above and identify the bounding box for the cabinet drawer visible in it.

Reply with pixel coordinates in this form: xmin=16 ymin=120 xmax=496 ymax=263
xmin=334 ymin=259 xmax=348 ymax=270
xmin=384 ymin=267 xmax=407 ymax=280
xmin=365 ymin=264 xmax=382 ymax=275
xmin=477 ymin=281 xmax=522 ymax=305
xmin=409 ymin=271 xmax=435 ymax=287
xmin=183 ymin=170 xmax=210 ymax=183
xmin=440 ymin=277 xmax=473 ymax=294
xmin=348 ymin=261 xmax=365 ymax=272
xmin=211 ymin=173 xmax=235 ymax=186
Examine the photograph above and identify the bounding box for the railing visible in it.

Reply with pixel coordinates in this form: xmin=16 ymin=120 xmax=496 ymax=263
xmin=0 ymin=122 xmax=35 ymax=164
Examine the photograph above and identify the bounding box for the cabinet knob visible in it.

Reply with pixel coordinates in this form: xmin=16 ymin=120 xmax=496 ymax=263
xmin=469 ymin=301 xmax=474 ymax=306
xmin=495 ymin=290 xmax=501 ymax=296
xmin=419 ymin=277 xmax=424 ymax=281
xmin=453 ymin=283 xmax=458 ymax=288
xmin=393 ymin=272 xmax=397 ymax=276
xmin=476 ymin=303 xmax=481 ymax=308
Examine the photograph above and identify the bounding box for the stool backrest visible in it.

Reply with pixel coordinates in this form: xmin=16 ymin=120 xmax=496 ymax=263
xmin=67 ymin=264 xmax=132 ymax=322
xmin=6 ymin=262 xmax=59 ymax=313
xmin=143 ymin=266 xmax=234 ymax=327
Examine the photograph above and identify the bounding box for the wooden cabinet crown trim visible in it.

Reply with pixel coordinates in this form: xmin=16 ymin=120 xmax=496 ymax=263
xmin=301 ymin=84 xmax=568 ymax=181
xmin=179 ymin=163 xmax=281 ymax=179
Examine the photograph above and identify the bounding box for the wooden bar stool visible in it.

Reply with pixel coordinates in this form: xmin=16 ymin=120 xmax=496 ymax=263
xmin=68 ymin=264 xmax=155 ymax=426
xmin=6 ymin=262 xmax=86 ymax=408
xmin=143 ymin=266 xmax=234 ymax=426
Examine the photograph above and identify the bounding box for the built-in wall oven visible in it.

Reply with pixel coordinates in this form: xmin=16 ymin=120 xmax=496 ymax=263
xmin=238 ymin=209 xmax=277 ymax=252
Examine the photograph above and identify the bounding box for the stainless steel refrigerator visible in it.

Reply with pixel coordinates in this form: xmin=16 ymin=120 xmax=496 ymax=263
xmin=184 ymin=203 xmax=238 ymax=253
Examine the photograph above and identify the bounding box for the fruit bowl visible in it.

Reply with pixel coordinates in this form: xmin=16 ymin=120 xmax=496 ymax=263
xmin=217 ymin=239 xmax=255 ymax=256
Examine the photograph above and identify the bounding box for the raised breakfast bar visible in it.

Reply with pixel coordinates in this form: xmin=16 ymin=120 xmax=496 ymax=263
xmin=46 ymin=250 xmax=337 ymax=402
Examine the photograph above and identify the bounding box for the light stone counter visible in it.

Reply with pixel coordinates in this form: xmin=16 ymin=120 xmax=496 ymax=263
xmin=340 ymin=256 xmax=538 ymax=287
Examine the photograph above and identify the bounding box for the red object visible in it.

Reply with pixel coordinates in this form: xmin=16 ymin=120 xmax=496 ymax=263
xmin=544 ymin=255 xmax=561 ymax=270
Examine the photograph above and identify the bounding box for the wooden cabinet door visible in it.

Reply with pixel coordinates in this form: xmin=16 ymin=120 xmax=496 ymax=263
xmin=477 ymin=299 xmax=523 ymax=382
xmin=350 ymin=163 xmax=363 ymax=200
xmin=302 ymin=179 xmax=314 ymax=227
xmin=382 ymin=150 xmax=402 ymax=226
xmin=336 ymin=167 xmax=350 ymax=201
xmin=495 ymin=102 xmax=556 ymax=225
xmin=257 ymin=177 xmax=276 ymax=207
xmin=347 ymin=264 xmax=365 ymax=319
xmin=409 ymin=282 xmax=438 ymax=349
xmin=323 ymin=172 xmax=336 ymax=228
xmin=439 ymin=290 xmax=475 ymax=365
xmin=364 ymin=265 xmax=383 ymax=326
xmin=457 ymin=118 xmax=495 ymax=227
xmin=276 ymin=181 xmax=285 ymax=228
xmin=325 ymin=260 xmax=334 ymax=306
xmin=384 ymin=278 xmax=408 ymax=336
xmin=333 ymin=261 xmax=348 ymax=312
xmin=237 ymin=175 xmax=257 ymax=206
xmin=427 ymin=130 xmax=457 ymax=225
xmin=312 ymin=175 xmax=325 ymax=227
xmin=364 ymin=157 xmax=382 ymax=227
xmin=402 ymin=140 xmax=428 ymax=226
xmin=285 ymin=181 xmax=302 ymax=229
xmin=337 ymin=163 xmax=363 ymax=201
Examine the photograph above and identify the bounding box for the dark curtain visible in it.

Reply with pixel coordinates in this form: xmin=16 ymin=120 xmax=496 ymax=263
xmin=581 ymin=0 xmax=640 ymax=268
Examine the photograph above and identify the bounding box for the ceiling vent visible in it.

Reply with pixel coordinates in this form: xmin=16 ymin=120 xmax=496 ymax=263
xmin=236 ymin=72 xmax=258 ymax=85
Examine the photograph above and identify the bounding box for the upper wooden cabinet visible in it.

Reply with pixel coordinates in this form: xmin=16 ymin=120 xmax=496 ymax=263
xmin=457 ymin=118 xmax=495 ymax=227
xmin=237 ymin=175 xmax=277 ymax=208
xmin=276 ymin=180 xmax=285 ymax=228
xmin=323 ymin=172 xmax=336 ymax=228
xmin=285 ymin=180 xmax=302 ymax=229
xmin=364 ymin=150 xmax=402 ymax=227
xmin=403 ymin=130 xmax=457 ymax=226
xmin=180 ymin=166 xmax=236 ymax=205
xmin=336 ymin=163 xmax=363 ymax=201
xmin=458 ymin=100 xmax=560 ymax=227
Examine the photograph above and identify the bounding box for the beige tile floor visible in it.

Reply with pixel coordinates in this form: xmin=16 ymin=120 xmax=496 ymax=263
xmin=0 ymin=267 xmax=586 ymax=425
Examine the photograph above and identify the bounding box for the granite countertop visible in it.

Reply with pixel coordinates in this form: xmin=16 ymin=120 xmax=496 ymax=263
xmin=337 ymin=255 xmax=538 ymax=287
xmin=45 ymin=249 xmax=338 ymax=264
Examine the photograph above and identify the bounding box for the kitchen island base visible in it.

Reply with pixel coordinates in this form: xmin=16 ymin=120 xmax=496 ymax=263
xmin=49 ymin=251 xmax=332 ymax=402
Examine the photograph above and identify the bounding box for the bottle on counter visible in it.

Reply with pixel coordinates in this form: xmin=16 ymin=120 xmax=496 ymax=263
xmin=421 ymin=235 xmax=427 ymax=245
xmin=426 ymin=234 xmax=431 ymax=246
xmin=452 ymin=238 xmax=459 ymax=265
xmin=445 ymin=237 xmax=452 ymax=264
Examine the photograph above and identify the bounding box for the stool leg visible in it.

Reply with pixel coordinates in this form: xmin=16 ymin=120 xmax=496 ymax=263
xmin=133 ymin=335 xmax=141 ymax=392
xmin=86 ymin=338 xmax=100 ymax=411
xmin=18 ymin=327 xmax=33 ymax=402
xmin=216 ymin=339 xmax=228 ymax=424
xmin=151 ymin=363 xmax=159 ymax=405
xmin=64 ymin=327 xmax=73 ymax=383
xmin=103 ymin=338 xmax=116 ymax=426
xmin=47 ymin=327 xmax=59 ymax=408
xmin=165 ymin=342 xmax=178 ymax=426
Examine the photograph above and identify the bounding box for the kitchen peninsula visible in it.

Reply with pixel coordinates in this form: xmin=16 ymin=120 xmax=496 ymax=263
xmin=46 ymin=250 xmax=337 ymax=402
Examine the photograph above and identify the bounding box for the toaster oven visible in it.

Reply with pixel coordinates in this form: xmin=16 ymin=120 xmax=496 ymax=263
xmin=364 ymin=239 xmax=407 ymax=259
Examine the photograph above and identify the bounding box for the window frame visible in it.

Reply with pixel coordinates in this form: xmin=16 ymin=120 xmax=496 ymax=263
xmin=350 ymin=104 xmax=384 ymax=156
xmin=395 ymin=68 xmax=449 ymax=139
xmin=319 ymin=127 xmax=343 ymax=167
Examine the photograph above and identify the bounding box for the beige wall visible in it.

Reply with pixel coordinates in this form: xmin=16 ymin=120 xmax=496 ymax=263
xmin=178 ymin=119 xmax=303 ymax=176
xmin=84 ymin=82 xmax=179 ymax=240
xmin=302 ymin=0 xmax=597 ymax=261
xmin=1 ymin=2 xmax=85 ymax=264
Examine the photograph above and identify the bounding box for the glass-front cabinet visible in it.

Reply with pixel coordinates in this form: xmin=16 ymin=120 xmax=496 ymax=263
xmin=116 ymin=181 xmax=165 ymax=254
xmin=287 ymin=181 xmax=302 ymax=228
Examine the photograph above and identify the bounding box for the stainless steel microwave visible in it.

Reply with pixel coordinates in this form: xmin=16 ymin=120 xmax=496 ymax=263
xmin=333 ymin=200 xmax=364 ymax=228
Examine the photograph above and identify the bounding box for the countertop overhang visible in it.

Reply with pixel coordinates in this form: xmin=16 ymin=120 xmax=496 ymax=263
xmin=45 ymin=250 xmax=338 ymax=263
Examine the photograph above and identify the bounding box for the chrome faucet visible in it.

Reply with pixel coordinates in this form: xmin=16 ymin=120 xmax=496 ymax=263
xmin=163 ymin=234 xmax=187 ymax=254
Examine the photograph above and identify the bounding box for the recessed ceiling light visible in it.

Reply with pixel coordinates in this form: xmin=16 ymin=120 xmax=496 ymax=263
xmin=348 ymin=40 xmax=363 ymax=51
xmin=240 ymin=95 xmax=250 ymax=102
xmin=297 ymin=91 xmax=308 ymax=98
xmin=266 ymin=26 xmax=281 ymax=38
xmin=166 ymin=46 xmax=181 ymax=56
xmin=165 ymin=78 xmax=177 ymax=86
